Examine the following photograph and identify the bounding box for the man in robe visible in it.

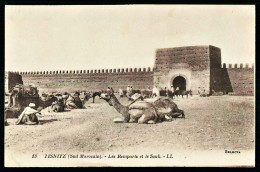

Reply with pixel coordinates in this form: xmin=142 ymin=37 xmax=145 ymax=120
xmin=152 ymin=85 xmax=160 ymax=97
xmin=15 ymin=103 xmax=41 ymax=125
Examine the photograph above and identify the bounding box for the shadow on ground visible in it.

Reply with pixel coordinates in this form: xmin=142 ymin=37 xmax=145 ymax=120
xmin=39 ymin=119 xmax=59 ymax=125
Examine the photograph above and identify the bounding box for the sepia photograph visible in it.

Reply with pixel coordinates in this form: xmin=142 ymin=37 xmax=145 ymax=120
xmin=4 ymin=5 xmax=255 ymax=167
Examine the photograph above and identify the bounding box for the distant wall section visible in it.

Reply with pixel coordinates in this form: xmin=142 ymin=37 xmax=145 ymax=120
xmin=225 ymin=64 xmax=254 ymax=96
xmin=5 ymin=72 xmax=23 ymax=93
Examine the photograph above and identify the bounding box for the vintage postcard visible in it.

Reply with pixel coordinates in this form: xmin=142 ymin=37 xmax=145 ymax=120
xmin=4 ymin=5 xmax=255 ymax=167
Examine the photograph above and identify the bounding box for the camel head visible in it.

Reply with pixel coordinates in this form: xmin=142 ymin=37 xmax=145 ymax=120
xmin=100 ymin=87 xmax=115 ymax=106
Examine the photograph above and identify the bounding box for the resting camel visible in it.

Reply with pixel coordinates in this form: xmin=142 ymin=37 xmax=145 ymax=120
xmin=100 ymin=87 xmax=185 ymax=124
xmin=141 ymin=89 xmax=153 ymax=98
xmin=5 ymin=85 xmax=41 ymax=118
xmin=38 ymin=94 xmax=58 ymax=111
xmin=65 ymin=95 xmax=81 ymax=109
xmin=5 ymin=84 xmax=65 ymax=120
xmin=50 ymin=94 xmax=65 ymax=112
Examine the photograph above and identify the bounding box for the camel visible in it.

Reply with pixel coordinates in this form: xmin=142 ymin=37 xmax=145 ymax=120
xmin=64 ymin=92 xmax=86 ymax=109
xmin=82 ymin=92 xmax=91 ymax=101
xmin=100 ymin=87 xmax=185 ymax=124
xmin=85 ymin=90 xmax=110 ymax=103
xmin=140 ymin=89 xmax=153 ymax=98
xmin=90 ymin=91 xmax=102 ymax=103
xmin=5 ymin=85 xmax=41 ymax=118
xmin=38 ymin=94 xmax=58 ymax=111
xmin=5 ymin=85 xmax=63 ymax=119
xmin=50 ymin=94 xmax=65 ymax=112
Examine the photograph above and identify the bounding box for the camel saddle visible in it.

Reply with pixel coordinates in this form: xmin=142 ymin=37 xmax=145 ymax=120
xmin=128 ymin=101 xmax=151 ymax=110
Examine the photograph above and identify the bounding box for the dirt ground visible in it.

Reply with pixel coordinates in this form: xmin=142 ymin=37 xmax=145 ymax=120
xmin=4 ymin=95 xmax=255 ymax=166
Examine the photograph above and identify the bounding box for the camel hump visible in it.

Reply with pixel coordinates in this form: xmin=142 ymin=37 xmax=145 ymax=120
xmin=128 ymin=101 xmax=152 ymax=110
xmin=143 ymin=97 xmax=162 ymax=103
xmin=153 ymin=97 xmax=179 ymax=113
xmin=156 ymin=107 xmax=173 ymax=114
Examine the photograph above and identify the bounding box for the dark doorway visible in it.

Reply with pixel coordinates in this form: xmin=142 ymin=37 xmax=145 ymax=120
xmin=173 ymin=76 xmax=186 ymax=91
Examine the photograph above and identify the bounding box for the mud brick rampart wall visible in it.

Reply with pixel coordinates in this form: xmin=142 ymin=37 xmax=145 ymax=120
xmin=221 ymin=63 xmax=254 ymax=96
xmin=20 ymin=68 xmax=154 ymax=93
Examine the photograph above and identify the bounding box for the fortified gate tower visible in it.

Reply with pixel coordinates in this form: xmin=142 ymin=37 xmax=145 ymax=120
xmin=153 ymin=45 xmax=222 ymax=95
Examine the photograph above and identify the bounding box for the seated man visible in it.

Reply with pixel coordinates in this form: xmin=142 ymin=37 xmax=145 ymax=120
xmin=15 ymin=103 xmax=41 ymax=125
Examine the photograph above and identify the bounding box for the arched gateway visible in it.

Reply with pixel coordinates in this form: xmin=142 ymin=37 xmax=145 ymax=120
xmin=172 ymin=76 xmax=186 ymax=92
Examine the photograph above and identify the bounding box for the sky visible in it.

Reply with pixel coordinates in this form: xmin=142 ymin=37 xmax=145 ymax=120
xmin=5 ymin=5 xmax=255 ymax=72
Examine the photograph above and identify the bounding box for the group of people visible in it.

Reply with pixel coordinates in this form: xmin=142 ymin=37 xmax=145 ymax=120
xmin=120 ymin=85 xmax=209 ymax=99
xmin=119 ymin=85 xmax=182 ymax=100
xmin=14 ymin=91 xmax=85 ymax=125
xmin=152 ymin=85 xmax=179 ymax=97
